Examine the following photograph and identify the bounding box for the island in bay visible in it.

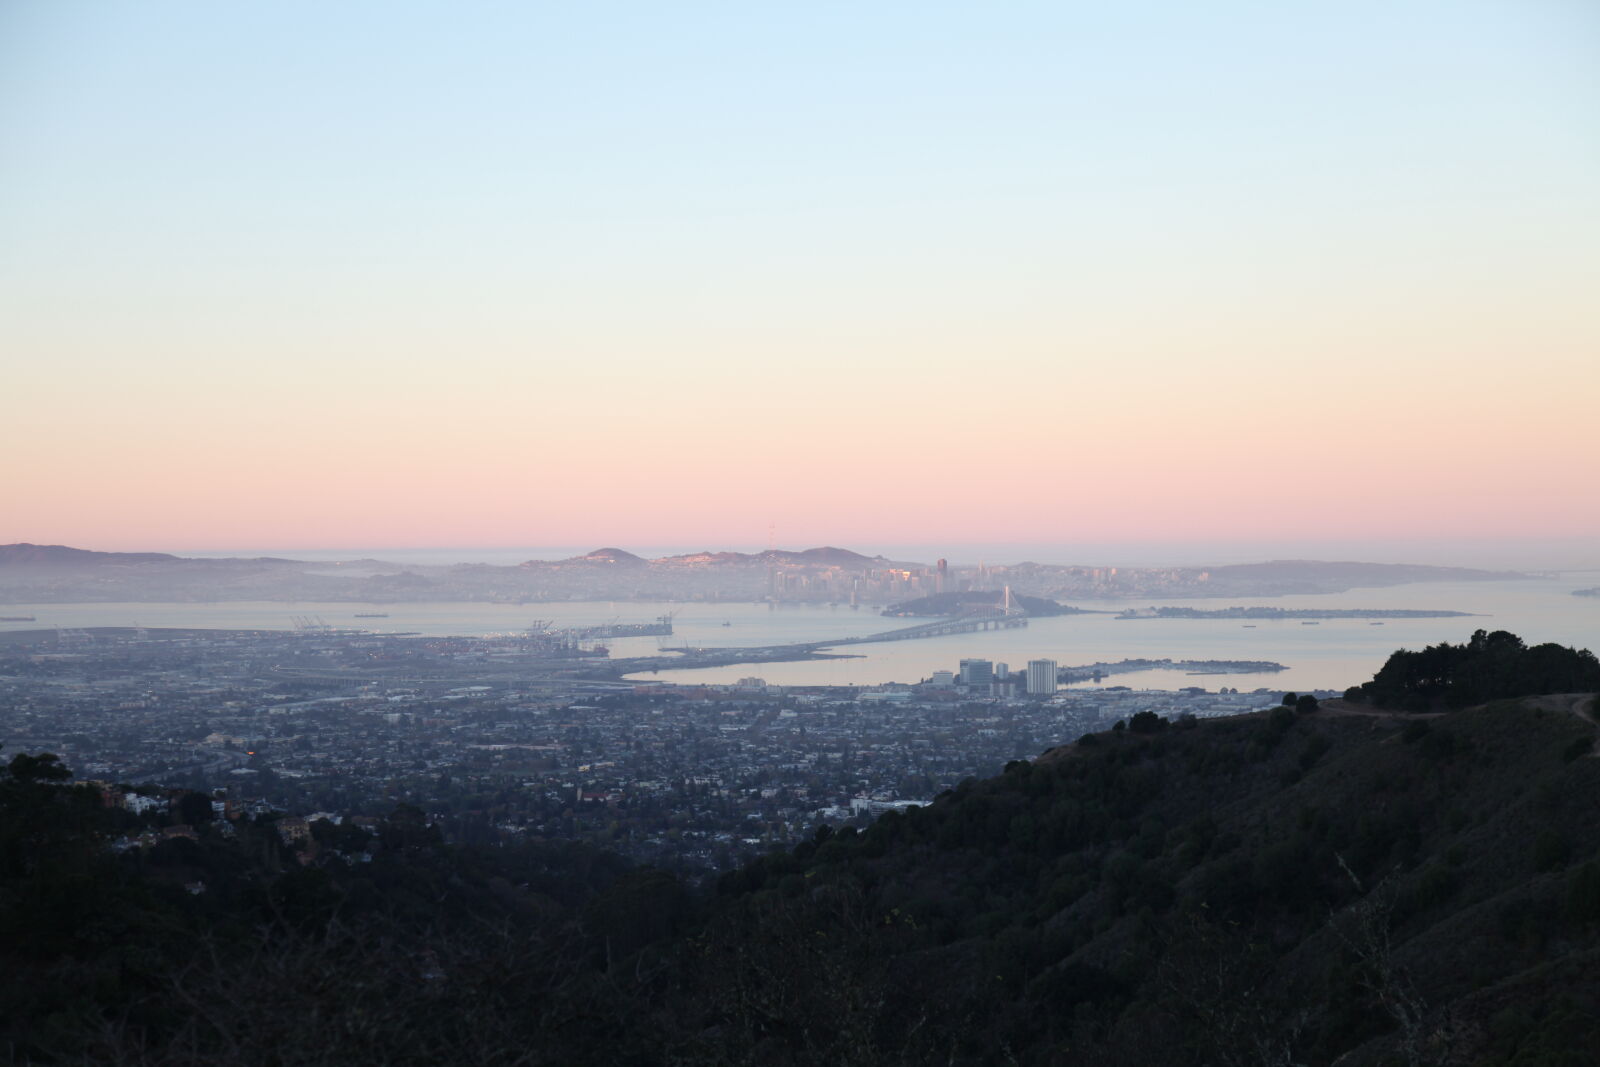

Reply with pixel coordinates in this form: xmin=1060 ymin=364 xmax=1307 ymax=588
xmin=1113 ymin=605 xmax=1481 ymax=620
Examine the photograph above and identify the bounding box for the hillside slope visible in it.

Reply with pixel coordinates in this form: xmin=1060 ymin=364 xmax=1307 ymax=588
xmin=695 ymin=696 xmax=1600 ymax=1064
xmin=2 ymin=693 xmax=1598 ymax=1064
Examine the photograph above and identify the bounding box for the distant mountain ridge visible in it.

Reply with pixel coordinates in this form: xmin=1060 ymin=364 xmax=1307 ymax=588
xmin=564 ymin=547 xmax=649 ymax=566
xmin=536 ymin=545 xmax=883 ymax=568
xmin=0 ymin=543 xmax=183 ymax=566
xmin=0 ymin=543 xmax=299 ymax=567
xmin=0 ymin=543 xmax=1533 ymax=605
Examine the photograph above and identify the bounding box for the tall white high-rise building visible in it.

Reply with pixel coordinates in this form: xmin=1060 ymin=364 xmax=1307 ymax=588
xmin=1026 ymin=659 xmax=1058 ymax=696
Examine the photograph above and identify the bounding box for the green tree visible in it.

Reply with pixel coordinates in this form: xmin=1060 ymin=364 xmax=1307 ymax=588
xmin=6 ymin=751 xmax=71 ymax=783
xmin=1129 ymin=710 xmax=1166 ymax=734
xmin=176 ymin=790 xmax=214 ymax=824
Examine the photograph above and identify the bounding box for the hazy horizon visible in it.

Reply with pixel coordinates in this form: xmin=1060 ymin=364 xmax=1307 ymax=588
xmin=92 ymin=536 xmax=1600 ymax=573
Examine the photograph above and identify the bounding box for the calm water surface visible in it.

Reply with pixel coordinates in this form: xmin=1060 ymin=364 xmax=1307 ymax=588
xmin=3 ymin=576 xmax=1595 ymax=693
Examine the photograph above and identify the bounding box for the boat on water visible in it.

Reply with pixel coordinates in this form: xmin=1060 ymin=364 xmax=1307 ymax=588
xmin=1302 ymin=621 xmax=1320 ymax=625
xmin=721 ymin=621 xmax=732 ymax=627
xmin=1369 ymin=621 xmax=1385 ymax=625
xmin=354 ymin=613 xmax=389 ymax=618
xmin=1242 ymin=624 xmax=1256 ymax=628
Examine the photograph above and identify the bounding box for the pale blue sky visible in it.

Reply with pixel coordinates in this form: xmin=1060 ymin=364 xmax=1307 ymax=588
xmin=6 ymin=1 xmax=1594 ymax=320
xmin=2 ymin=1 xmax=1597 ymax=551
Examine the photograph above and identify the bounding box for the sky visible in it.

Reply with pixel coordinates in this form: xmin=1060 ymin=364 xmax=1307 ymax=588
xmin=2 ymin=1 xmax=1597 ymax=560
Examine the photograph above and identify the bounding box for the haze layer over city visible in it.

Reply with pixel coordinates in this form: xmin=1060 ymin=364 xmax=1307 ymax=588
xmin=3 ymin=3 xmax=1599 ymax=1064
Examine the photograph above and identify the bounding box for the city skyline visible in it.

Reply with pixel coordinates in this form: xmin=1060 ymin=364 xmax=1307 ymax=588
xmin=4 ymin=2 xmax=1597 ymax=552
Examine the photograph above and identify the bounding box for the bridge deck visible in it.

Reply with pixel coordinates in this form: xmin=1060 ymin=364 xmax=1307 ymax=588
xmin=660 ymin=610 xmax=1028 ymax=659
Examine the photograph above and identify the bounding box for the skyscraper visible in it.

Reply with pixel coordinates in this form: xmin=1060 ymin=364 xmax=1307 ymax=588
xmin=1026 ymin=659 xmax=1058 ymax=696
xmin=959 ymin=658 xmax=994 ymax=693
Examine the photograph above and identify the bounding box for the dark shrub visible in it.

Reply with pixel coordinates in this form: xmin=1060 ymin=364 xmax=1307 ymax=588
xmin=1363 ymin=630 xmax=1600 ymax=709
xmin=1298 ymin=734 xmax=1332 ymax=771
xmin=1567 ymin=862 xmax=1600 ymax=923
xmin=1533 ymin=829 xmax=1571 ymax=872
xmin=1267 ymin=706 xmax=1296 ymax=735
xmin=1129 ymin=711 xmax=1165 ymax=734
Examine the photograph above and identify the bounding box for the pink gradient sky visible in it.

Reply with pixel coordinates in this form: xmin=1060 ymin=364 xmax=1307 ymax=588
xmin=3 ymin=2 xmax=1597 ymax=557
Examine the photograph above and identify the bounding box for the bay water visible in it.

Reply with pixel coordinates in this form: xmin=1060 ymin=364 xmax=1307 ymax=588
xmin=4 ymin=575 xmax=1595 ymax=694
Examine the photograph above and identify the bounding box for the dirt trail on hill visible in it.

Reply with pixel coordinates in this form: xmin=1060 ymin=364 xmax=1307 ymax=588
xmin=1312 ymin=698 xmax=1443 ymax=719
xmin=1524 ymin=692 xmax=1599 ymax=724
xmin=1318 ymin=695 xmax=1599 ymax=724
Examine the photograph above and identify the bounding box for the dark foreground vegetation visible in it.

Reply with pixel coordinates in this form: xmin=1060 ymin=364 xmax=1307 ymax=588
xmin=3 ymin=635 xmax=1599 ymax=1065
xmin=1347 ymin=629 xmax=1600 ymax=710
